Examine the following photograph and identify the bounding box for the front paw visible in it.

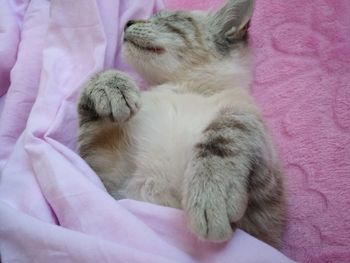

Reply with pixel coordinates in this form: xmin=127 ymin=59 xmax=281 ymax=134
xmin=183 ymin=169 xmax=248 ymax=242
xmin=80 ymin=70 xmax=140 ymax=122
xmin=185 ymin=194 xmax=233 ymax=242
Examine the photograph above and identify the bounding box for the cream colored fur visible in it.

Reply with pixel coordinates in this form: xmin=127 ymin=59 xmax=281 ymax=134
xmin=78 ymin=0 xmax=285 ymax=247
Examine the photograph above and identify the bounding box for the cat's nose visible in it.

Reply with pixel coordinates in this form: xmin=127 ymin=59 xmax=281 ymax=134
xmin=124 ymin=20 xmax=136 ymax=31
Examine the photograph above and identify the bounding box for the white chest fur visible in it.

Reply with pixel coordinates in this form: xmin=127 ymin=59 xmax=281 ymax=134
xmin=125 ymin=86 xmax=221 ymax=207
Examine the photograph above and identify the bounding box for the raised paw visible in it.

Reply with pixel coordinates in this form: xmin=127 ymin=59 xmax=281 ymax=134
xmin=79 ymin=70 xmax=140 ymax=123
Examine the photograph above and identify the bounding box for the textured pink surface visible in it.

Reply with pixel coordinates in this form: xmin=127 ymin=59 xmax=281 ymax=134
xmin=250 ymin=1 xmax=350 ymax=262
xmin=168 ymin=0 xmax=350 ymax=262
xmin=0 ymin=0 xmax=294 ymax=262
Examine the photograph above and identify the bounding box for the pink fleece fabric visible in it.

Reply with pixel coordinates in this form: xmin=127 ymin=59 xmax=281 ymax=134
xmin=0 ymin=0 xmax=294 ymax=262
xmin=167 ymin=0 xmax=350 ymax=262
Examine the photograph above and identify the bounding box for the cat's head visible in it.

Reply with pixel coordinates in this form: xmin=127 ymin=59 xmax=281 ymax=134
xmin=122 ymin=0 xmax=254 ymax=85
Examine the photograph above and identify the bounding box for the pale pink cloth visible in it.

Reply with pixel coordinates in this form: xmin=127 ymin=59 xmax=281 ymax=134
xmin=0 ymin=0 xmax=294 ymax=262
xmin=0 ymin=0 xmax=29 ymax=96
xmin=167 ymin=0 xmax=350 ymax=262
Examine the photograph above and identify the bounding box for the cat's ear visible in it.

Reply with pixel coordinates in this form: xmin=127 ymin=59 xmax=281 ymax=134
xmin=210 ymin=0 xmax=254 ymax=52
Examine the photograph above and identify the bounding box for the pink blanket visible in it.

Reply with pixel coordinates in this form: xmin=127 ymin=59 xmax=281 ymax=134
xmin=167 ymin=0 xmax=350 ymax=262
xmin=0 ymin=0 xmax=293 ymax=262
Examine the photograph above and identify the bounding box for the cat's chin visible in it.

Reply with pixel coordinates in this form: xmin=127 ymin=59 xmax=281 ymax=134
xmin=123 ymin=39 xmax=164 ymax=54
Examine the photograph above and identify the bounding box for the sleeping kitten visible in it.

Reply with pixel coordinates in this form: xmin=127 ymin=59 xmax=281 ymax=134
xmin=78 ymin=0 xmax=285 ymax=248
